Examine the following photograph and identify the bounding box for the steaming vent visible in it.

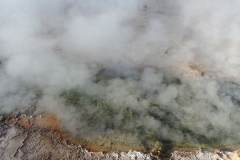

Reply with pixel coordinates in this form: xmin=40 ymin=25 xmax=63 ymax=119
xmin=1 ymin=0 xmax=240 ymax=153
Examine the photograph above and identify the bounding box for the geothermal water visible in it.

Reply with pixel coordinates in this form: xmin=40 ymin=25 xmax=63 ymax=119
xmin=1 ymin=0 xmax=240 ymax=153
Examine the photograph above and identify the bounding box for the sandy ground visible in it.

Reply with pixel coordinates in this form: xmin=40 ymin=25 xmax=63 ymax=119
xmin=0 ymin=114 xmax=239 ymax=160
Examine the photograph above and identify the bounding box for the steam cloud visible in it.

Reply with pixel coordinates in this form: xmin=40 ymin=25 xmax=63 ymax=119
xmin=1 ymin=0 xmax=240 ymax=151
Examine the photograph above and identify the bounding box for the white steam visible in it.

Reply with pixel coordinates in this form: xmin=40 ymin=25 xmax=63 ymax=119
xmin=1 ymin=0 xmax=240 ymax=150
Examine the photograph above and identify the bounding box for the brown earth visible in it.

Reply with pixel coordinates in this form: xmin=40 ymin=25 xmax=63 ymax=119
xmin=0 ymin=114 xmax=239 ymax=160
xmin=17 ymin=113 xmax=106 ymax=153
xmin=0 ymin=114 xmax=159 ymax=160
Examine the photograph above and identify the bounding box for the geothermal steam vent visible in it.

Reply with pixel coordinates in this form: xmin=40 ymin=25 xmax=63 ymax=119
xmin=1 ymin=0 xmax=240 ymax=155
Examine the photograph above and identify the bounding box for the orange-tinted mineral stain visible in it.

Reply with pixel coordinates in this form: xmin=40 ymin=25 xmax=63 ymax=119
xmin=17 ymin=113 xmax=105 ymax=153
xmin=33 ymin=114 xmax=60 ymax=130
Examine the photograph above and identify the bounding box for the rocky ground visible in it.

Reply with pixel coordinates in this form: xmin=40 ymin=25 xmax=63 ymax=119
xmin=0 ymin=114 xmax=239 ymax=160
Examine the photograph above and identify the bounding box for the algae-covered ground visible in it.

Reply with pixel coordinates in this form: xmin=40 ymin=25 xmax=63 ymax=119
xmin=57 ymin=68 xmax=240 ymax=155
